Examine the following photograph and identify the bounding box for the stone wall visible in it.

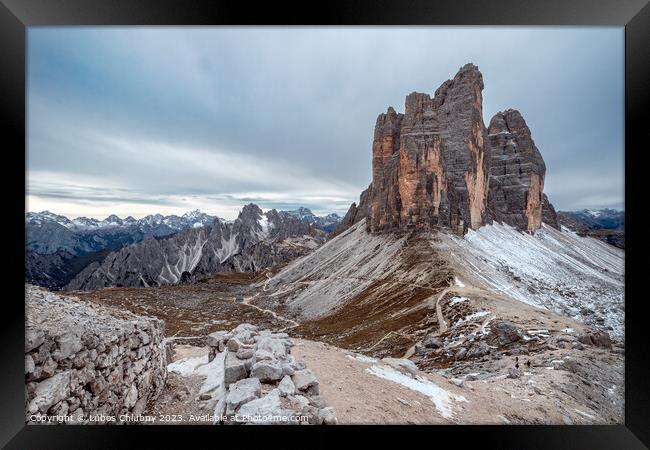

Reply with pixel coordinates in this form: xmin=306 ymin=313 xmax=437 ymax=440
xmin=25 ymin=285 xmax=167 ymax=424
xmin=207 ymin=324 xmax=337 ymax=424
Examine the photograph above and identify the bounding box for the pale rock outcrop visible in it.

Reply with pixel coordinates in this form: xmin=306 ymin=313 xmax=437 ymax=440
xmin=203 ymin=324 xmax=336 ymax=425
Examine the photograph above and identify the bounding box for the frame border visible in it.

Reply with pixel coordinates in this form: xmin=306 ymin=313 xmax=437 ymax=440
xmin=2 ymin=0 xmax=648 ymax=447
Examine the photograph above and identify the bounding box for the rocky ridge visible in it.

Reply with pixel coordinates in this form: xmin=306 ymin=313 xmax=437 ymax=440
xmin=65 ymin=204 xmax=325 ymax=291
xmin=284 ymin=207 xmax=342 ymax=233
xmin=25 ymin=210 xmax=221 ymax=290
xmin=26 ymin=209 xmax=219 ymax=256
xmin=558 ymin=209 xmax=624 ymax=249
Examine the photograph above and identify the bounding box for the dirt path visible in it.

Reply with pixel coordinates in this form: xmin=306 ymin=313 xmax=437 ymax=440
xmin=291 ymin=338 xmax=617 ymax=425
xmin=292 ymin=339 xmax=465 ymax=424
xmin=402 ymin=283 xmax=501 ymax=358
xmin=434 ymin=287 xmax=450 ymax=334
xmin=240 ymin=293 xmax=299 ymax=331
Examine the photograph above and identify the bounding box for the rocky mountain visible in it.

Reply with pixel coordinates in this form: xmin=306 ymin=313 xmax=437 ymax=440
xmin=25 ymin=209 xmax=221 ymax=289
xmin=284 ymin=207 xmax=342 ymax=233
xmin=486 ymin=109 xmax=559 ymax=231
xmin=262 ymin=63 xmax=623 ymax=356
xmin=65 ymin=204 xmax=325 ymax=291
xmin=335 ymin=63 xmax=559 ymax=237
xmin=26 ymin=209 xmax=218 ymax=255
xmin=558 ymin=209 xmax=624 ymax=249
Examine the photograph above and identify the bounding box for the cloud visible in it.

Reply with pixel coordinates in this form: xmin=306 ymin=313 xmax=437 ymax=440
xmin=27 ymin=27 xmax=624 ymax=218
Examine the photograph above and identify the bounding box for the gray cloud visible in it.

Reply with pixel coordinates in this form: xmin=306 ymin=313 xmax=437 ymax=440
xmin=27 ymin=27 xmax=624 ymax=219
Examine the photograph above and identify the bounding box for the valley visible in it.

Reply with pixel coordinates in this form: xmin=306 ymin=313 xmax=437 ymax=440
xmin=61 ymin=215 xmax=624 ymax=425
xmin=26 ymin=63 xmax=625 ymax=426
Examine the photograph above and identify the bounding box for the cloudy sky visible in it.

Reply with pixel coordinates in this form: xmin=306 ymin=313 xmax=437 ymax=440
xmin=27 ymin=27 xmax=624 ymax=220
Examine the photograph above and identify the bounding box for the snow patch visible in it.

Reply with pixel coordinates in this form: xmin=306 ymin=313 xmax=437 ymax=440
xmin=167 ymin=351 xmax=226 ymax=396
xmin=167 ymin=355 xmax=207 ymax=376
xmin=449 ymin=296 xmax=468 ymax=306
xmin=346 ymin=354 xmax=378 ymax=364
xmin=454 ymin=311 xmax=489 ymax=326
xmin=366 ymin=365 xmax=467 ymax=419
xmin=440 ymin=222 xmax=624 ymax=338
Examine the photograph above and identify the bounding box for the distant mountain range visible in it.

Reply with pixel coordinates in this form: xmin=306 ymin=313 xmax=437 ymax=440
xmin=557 ymin=209 xmax=624 ymax=249
xmin=65 ymin=204 xmax=326 ymax=290
xmin=284 ymin=207 xmax=341 ymax=233
xmin=25 ymin=207 xmax=342 ymax=289
xmin=26 ymin=209 xmax=219 ymax=255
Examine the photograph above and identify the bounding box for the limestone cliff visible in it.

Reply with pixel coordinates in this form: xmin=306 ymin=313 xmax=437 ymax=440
xmin=368 ymin=63 xmax=490 ymax=234
xmin=336 ymin=64 xmax=559 ymax=237
xmin=485 ymin=109 xmax=549 ymax=233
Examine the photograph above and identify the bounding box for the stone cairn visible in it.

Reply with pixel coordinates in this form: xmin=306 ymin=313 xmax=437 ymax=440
xmin=208 ymin=323 xmax=337 ymax=425
xmin=25 ymin=285 xmax=167 ymax=424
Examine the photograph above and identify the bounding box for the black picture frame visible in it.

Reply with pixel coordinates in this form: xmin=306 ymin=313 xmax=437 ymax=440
xmin=2 ymin=0 xmax=648 ymax=448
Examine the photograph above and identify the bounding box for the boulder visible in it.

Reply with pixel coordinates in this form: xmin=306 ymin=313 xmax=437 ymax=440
xmin=466 ymin=341 xmax=491 ymax=359
xmin=292 ymin=369 xmax=320 ymax=396
xmin=236 ymin=348 xmax=255 ymax=360
xmin=257 ymin=336 xmax=289 ymax=358
xmin=25 ymin=355 xmax=35 ymax=375
xmin=226 ymin=337 xmax=244 ymax=352
xmin=233 ymin=323 xmax=258 ymax=334
xmin=578 ymin=331 xmax=612 ymax=349
xmin=25 ymin=328 xmax=45 ymax=352
xmin=224 ymin=352 xmax=249 ymax=385
xmin=422 ymin=335 xmax=443 ymax=349
xmin=318 ymin=406 xmax=338 ymax=425
xmin=255 ymin=349 xmax=274 ymax=361
xmin=281 ymin=362 xmax=296 ymax=377
xmin=236 ymin=389 xmax=292 ymax=423
xmin=308 ymin=395 xmax=326 ymax=408
xmin=214 ymin=396 xmax=226 ymax=423
xmin=486 ymin=321 xmax=522 ymax=347
xmin=250 ymin=360 xmax=283 ymax=383
xmin=289 ymin=394 xmax=310 ymax=410
xmin=226 ymin=378 xmax=261 ymax=415
xmin=124 ymin=384 xmax=138 ymax=409
xmin=449 ymin=378 xmax=465 ymax=387
xmin=29 ymin=371 xmax=72 ymax=413
xmin=278 ymin=375 xmax=296 ymax=397
xmin=207 ymin=331 xmax=229 ymax=348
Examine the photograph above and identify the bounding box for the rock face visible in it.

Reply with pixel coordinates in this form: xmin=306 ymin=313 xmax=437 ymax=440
xmin=368 ymin=64 xmax=490 ymax=234
xmin=66 ymin=204 xmax=325 ymax=291
xmin=486 ymin=109 xmax=551 ymax=233
xmin=542 ymin=194 xmax=561 ymax=230
xmin=330 ymin=186 xmax=371 ymax=238
xmin=339 ymin=64 xmax=558 ymax=237
xmin=25 ymin=285 xmax=167 ymax=423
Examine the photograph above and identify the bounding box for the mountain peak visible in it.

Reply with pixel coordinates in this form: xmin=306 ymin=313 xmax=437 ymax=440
xmin=240 ymin=203 xmax=263 ymax=216
xmin=338 ymin=63 xmax=557 ymax=236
